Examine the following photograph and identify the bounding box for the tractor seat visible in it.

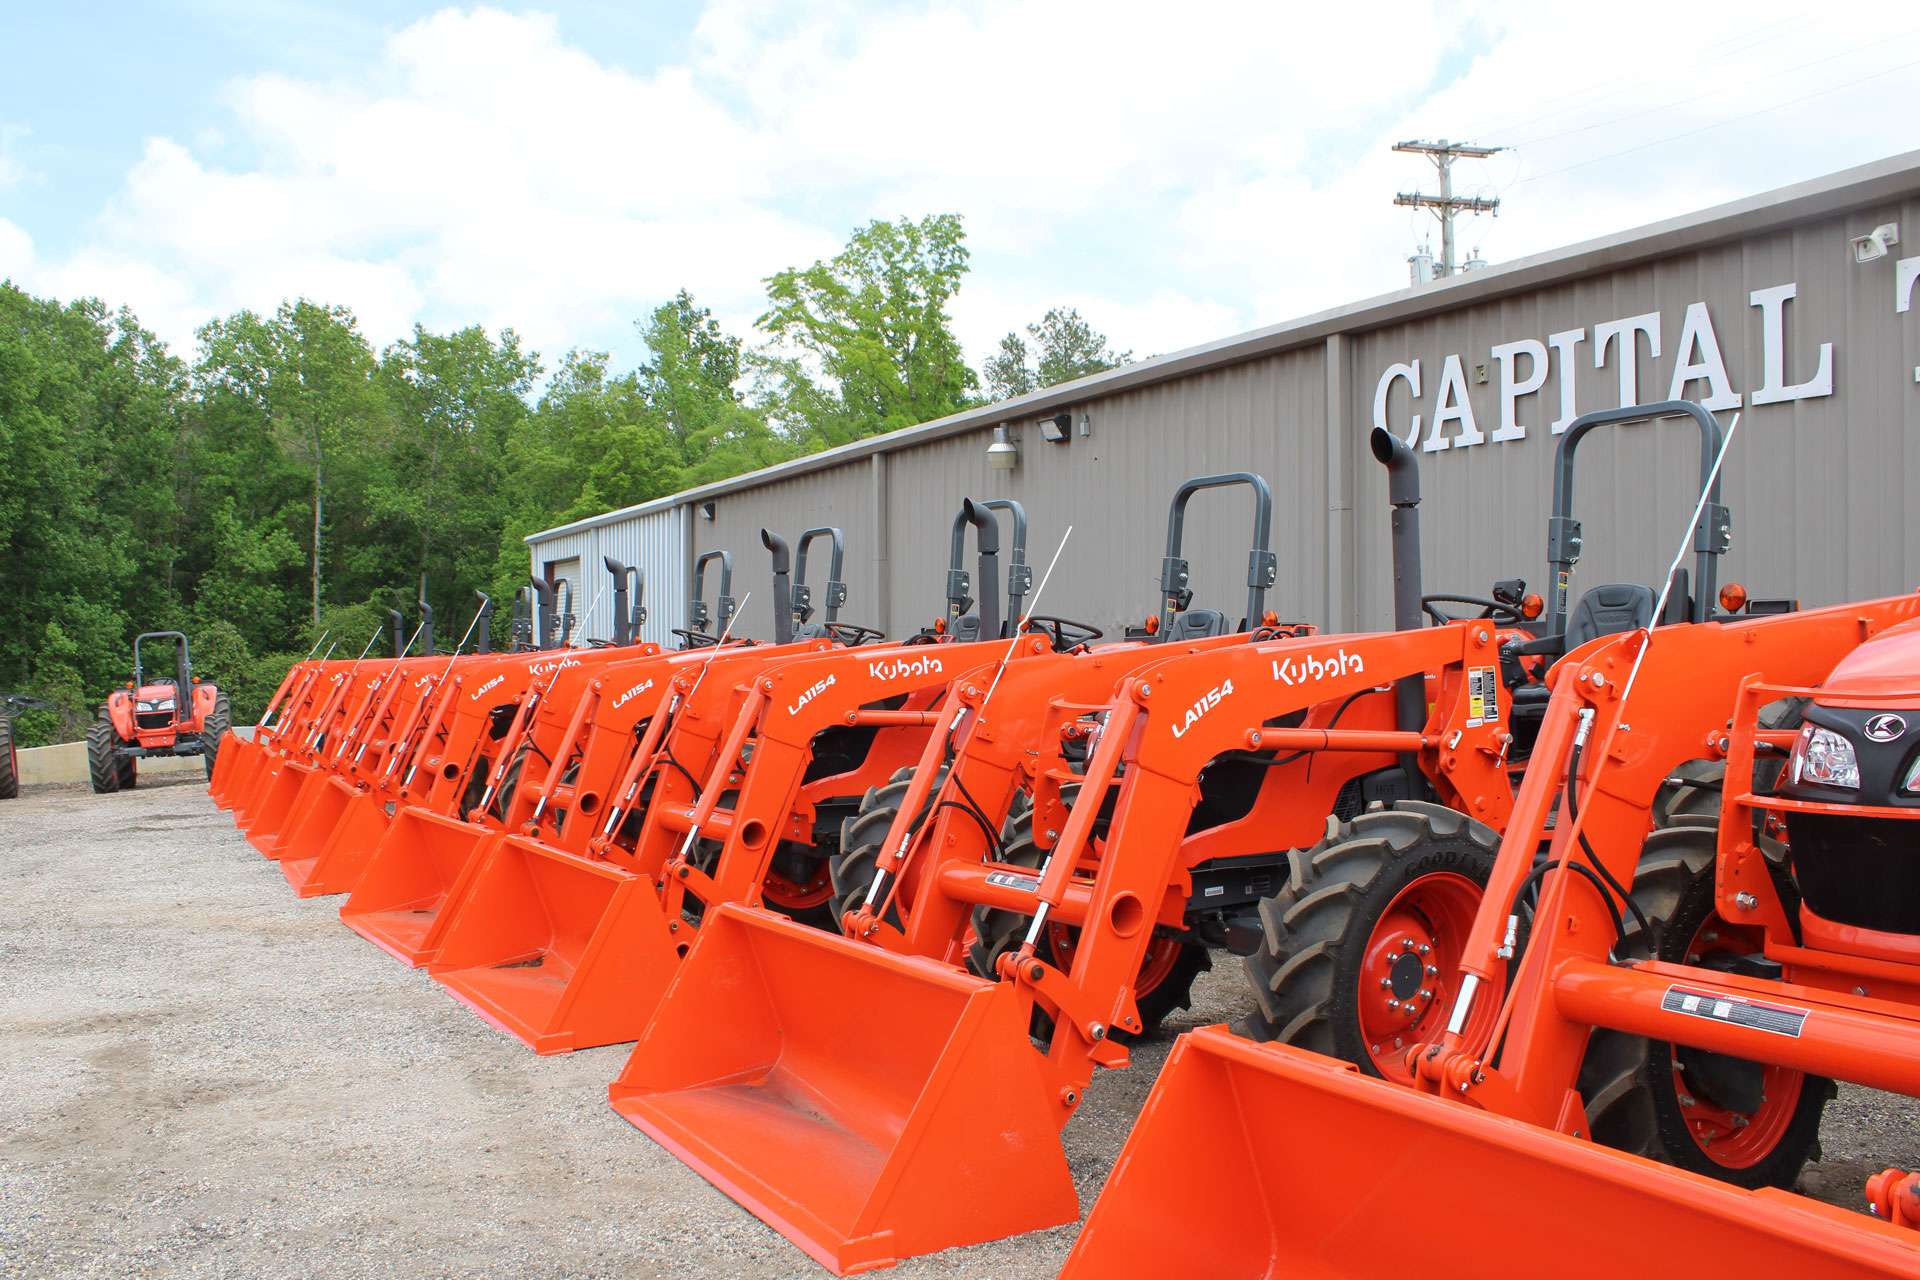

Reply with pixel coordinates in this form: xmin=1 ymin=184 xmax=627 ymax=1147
xmin=1163 ymin=608 xmax=1230 ymax=643
xmin=793 ymin=623 xmax=830 ymax=641
xmin=1563 ymin=583 xmax=1655 ymax=650
xmin=948 ymin=614 xmax=984 ymax=643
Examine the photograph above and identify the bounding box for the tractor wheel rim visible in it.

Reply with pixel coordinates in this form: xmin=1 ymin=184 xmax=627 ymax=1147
xmin=1045 ymin=923 xmax=1183 ymax=998
xmin=765 ymin=859 xmax=834 ymax=909
xmin=1357 ymin=871 xmax=1487 ymax=1082
xmin=1672 ymin=913 xmax=1806 ymax=1169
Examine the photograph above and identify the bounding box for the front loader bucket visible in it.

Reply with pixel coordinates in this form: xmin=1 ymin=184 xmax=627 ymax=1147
xmin=278 ymin=781 xmax=392 ymax=898
xmin=609 ymin=906 xmax=1078 ymax=1275
xmin=208 ymin=732 xmax=248 ymax=806
xmin=1063 ymin=1027 xmax=1920 ymax=1279
xmin=425 ymin=836 xmax=679 ymax=1053
xmin=241 ymin=761 xmax=320 ymax=855
xmin=270 ymin=771 xmax=361 ymax=881
xmin=230 ymin=750 xmax=288 ymax=828
xmin=339 ymin=807 xmax=495 ymax=966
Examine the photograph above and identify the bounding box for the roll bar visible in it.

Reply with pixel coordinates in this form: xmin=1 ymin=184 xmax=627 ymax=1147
xmin=133 ymin=631 xmax=192 ymax=692
xmin=1546 ymin=399 xmax=1728 ymax=634
xmin=690 ymin=550 xmax=736 ymax=637
xmin=472 ymin=591 xmax=494 ymax=654
xmin=1156 ymin=472 xmax=1277 ymax=635
xmin=555 ymin=579 xmax=576 ymax=648
xmin=793 ymin=526 xmax=848 ymax=625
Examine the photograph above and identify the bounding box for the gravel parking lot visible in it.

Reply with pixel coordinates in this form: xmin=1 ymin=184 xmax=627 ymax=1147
xmin=2 ymin=776 xmax=1913 ymax=1278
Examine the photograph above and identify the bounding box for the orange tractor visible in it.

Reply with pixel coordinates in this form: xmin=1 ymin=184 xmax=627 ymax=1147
xmin=88 ymin=631 xmax=231 ymax=792
xmin=0 ymin=692 xmax=55 ymax=800
xmin=1063 ymin=591 xmax=1920 ymax=1278
xmin=604 ymin=401 xmax=1798 ymax=1273
xmin=334 ymin=530 xmax=860 ymax=975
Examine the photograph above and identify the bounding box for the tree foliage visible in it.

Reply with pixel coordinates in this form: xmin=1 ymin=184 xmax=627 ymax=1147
xmin=983 ymin=306 xmax=1131 ymax=401
xmin=0 ymin=212 xmax=1135 ymax=747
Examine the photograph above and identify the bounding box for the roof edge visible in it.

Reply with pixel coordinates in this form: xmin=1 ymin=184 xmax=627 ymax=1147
xmin=531 ymin=148 xmax=1920 ymax=545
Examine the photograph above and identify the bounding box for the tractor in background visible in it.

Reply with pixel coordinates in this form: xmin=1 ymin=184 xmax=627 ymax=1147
xmin=88 ymin=631 xmax=230 ymax=792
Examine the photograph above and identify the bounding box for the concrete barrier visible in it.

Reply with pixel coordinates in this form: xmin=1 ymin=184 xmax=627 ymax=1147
xmin=12 ymin=727 xmax=256 ymax=788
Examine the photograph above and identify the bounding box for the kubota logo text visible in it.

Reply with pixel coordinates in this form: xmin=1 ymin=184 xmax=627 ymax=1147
xmin=1171 ymin=678 xmax=1235 ymax=739
xmin=527 ymin=656 xmax=581 ymax=679
xmin=1272 ymin=648 xmax=1366 ymax=687
xmin=470 ymin=674 xmax=506 ymax=701
xmin=787 ymin=673 xmax=837 ymax=716
xmin=867 ymin=656 xmax=943 ymax=681
xmin=612 ymin=678 xmax=656 ymax=709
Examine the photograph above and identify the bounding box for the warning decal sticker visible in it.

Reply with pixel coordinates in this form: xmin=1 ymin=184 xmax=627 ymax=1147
xmin=1466 ymin=666 xmax=1497 ymax=728
xmin=985 ymin=871 xmax=1041 ymax=892
xmin=1661 ymin=985 xmax=1808 ymax=1038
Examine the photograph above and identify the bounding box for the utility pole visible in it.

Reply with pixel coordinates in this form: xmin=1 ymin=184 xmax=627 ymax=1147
xmin=1393 ymin=139 xmax=1503 ymax=277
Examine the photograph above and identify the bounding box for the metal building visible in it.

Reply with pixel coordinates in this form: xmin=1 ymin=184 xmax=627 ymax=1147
xmin=530 ymin=151 xmax=1920 ymax=642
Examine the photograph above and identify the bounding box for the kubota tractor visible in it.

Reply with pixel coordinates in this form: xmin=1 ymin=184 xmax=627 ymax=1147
xmin=0 ymin=692 xmax=55 ymax=800
xmin=88 ymin=631 xmax=230 ymax=792
xmin=1062 ymin=592 xmax=1920 ymax=1279
xmin=604 ymin=401 xmax=1797 ymax=1273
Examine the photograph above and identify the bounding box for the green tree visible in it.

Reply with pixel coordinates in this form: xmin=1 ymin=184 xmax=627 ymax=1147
xmin=983 ymin=306 xmax=1131 ymax=401
xmin=758 ymin=214 xmax=977 ymax=445
xmin=191 ymin=301 xmax=388 ymax=627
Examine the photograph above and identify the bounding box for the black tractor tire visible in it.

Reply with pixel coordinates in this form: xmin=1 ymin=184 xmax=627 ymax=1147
xmin=831 ymin=764 xmax=945 ymax=930
xmin=1236 ymin=801 xmax=1502 ymax=1078
xmin=1578 ymin=823 xmax=1828 ymax=1188
xmin=966 ymin=785 xmax=1210 ymax=1041
xmin=86 ymin=716 xmax=122 ymax=794
xmin=0 ymin=716 xmax=18 ymax=800
xmin=201 ymin=693 xmax=232 ymax=780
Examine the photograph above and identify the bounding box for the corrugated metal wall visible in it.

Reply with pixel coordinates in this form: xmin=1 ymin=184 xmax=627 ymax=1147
xmin=532 ymin=171 xmax=1920 ymax=645
xmin=528 ymin=506 xmax=686 ymax=646
xmin=1347 ymin=194 xmax=1920 ymax=629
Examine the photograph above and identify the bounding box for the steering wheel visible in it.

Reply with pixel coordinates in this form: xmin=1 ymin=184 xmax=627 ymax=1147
xmin=1024 ymin=615 xmax=1104 ymax=650
xmin=823 ymin=622 xmax=886 ymax=646
xmin=672 ymin=628 xmax=720 ymax=648
xmin=1420 ymin=594 xmax=1523 ymax=626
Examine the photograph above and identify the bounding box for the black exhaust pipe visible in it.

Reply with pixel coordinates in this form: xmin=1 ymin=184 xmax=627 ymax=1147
xmin=387 ymin=609 xmax=406 ymax=658
xmin=604 ymin=556 xmax=632 ymax=645
xmin=417 ymin=576 xmax=435 ymax=656
xmin=761 ymin=530 xmax=795 ymax=645
xmin=1370 ymin=427 xmax=1427 ymax=745
xmin=959 ymin=498 xmax=1002 ymax=640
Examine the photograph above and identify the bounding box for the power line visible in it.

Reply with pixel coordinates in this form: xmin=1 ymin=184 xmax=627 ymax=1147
xmin=1515 ymin=52 xmax=1920 ymax=188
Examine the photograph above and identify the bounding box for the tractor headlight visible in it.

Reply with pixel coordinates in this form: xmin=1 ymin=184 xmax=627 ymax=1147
xmin=137 ymin=697 xmax=176 ymax=713
xmin=1790 ymin=723 xmax=1860 ymax=789
xmin=1905 ymin=754 xmax=1920 ymax=794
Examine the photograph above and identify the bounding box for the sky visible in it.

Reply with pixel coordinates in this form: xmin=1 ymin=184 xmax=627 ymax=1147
xmin=1 ymin=1 xmax=1916 ymax=380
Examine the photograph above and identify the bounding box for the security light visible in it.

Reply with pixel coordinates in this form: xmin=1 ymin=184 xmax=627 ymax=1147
xmin=1852 ymin=223 xmax=1900 ymax=264
xmin=1038 ymin=412 xmax=1072 ymax=444
xmin=986 ymin=424 xmax=1019 ymax=471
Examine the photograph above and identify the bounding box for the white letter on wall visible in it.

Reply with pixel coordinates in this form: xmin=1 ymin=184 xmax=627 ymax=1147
xmin=1425 ymin=353 xmax=1484 ymax=452
xmin=1548 ymin=328 xmax=1585 ymax=433
xmin=1665 ymin=302 xmax=1740 ymax=410
xmin=1374 ymin=360 xmax=1422 ymax=446
xmin=1592 ymin=311 xmax=1661 ymax=407
xmin=1490 ymin=338 xmax=1548 ymax=442
xmin=1750 ymin=282 xmax=1833 ymax=405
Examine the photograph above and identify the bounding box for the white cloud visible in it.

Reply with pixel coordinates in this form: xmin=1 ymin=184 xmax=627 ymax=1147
xmin=10 ymin=0 xmax=1916 ymax=377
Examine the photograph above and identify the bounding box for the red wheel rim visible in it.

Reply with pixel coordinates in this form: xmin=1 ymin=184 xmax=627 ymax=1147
xmin=1047 ymin=923 xmax=1183 ymax=999
xmin=1670 ymin=912 xmax=1805 ymax=1168
xmin=1356 ymin=871 xmax=1488 ymax=1082
xmin=765 ymin=858 xmax=834 ymax=909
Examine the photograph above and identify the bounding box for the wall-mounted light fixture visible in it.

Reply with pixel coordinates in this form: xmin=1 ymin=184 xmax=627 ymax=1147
xmin=1038 ymin=411 xmax=1072 ymax=444
xmin=1078 ymin=411 xmax=1092 ymax=439
xmin=699 ymin=501 xmax=716 ymax=521
xmin=986 ymin=423 xmax=1019 ymax=471
xmin=1852 ymin=222 xmax=1900 ymax=264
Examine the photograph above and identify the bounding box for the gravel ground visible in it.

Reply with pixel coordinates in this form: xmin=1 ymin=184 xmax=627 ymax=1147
xmin=2 ymin=777 xmax=1913 ymax=1278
